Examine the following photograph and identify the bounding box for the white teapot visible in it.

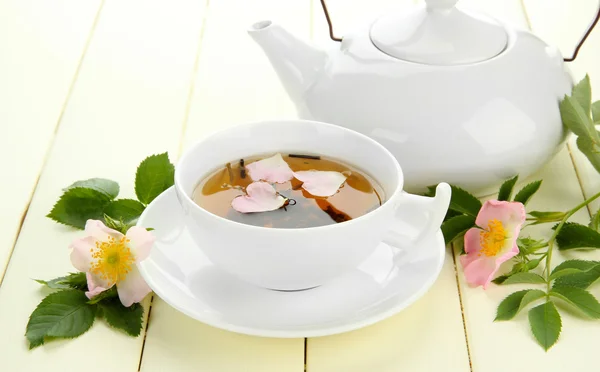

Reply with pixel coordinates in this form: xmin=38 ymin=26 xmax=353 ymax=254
xmin=249 ymin=0 xmax=599 ymax=194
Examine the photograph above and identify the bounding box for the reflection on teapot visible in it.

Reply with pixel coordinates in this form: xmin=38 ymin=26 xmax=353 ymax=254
xmin=249 ymin=0 xmax=599 ymax=195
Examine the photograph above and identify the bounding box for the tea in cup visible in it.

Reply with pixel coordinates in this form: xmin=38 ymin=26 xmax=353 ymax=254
xmin=175 ymin=120 xmax=450 ymax=290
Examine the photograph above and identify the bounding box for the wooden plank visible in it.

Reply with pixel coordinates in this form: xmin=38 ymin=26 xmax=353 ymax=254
xmin=524 ymin=0 xmax=600 ymax=214
xmin=0 ymin=0 xmax=205 ymax=370
xmin=138 ymin=0 xmax=309 ymax=371
xmin=455 ymin=1 xmax=600 ymax=371
xmin=306 ymin=1 xmax=469 ymax=371
xmin=455 ymin=149 xmax=599 ymax=372
xmin=306 ymin=250 xmax=470 ymax=372
xmin=0 ymin=0 xmax=102 ymax=282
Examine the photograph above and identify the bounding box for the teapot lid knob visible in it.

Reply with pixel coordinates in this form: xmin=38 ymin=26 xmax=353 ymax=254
xmin=425 ymin=0 xmax=458 ymax=11
xmin=369 ymin=0 xmax=508 ymax=65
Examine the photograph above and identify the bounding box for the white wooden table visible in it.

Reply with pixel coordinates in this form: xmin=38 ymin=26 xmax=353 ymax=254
xmin=1 ymin=0 xmax=599 ymax=371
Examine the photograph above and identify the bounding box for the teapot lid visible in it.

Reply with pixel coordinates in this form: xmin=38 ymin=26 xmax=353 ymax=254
xmin=369 ymin=0 xmax=508 ymax=65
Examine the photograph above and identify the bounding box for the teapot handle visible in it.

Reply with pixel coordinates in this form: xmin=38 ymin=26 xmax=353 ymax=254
xmin=319 ymin=0 xmax=342 ymax=42
xmin=320 ymin=0 xmax=599 ymax=60
xmin=563 ymin=2 xmax=600 ymax=62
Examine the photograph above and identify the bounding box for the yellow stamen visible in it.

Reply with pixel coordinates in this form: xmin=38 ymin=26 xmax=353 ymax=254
xmin=89 ymin=235 xmax=135 ymax=286
xmin=479 ymin=219 xmax=508 ymax=257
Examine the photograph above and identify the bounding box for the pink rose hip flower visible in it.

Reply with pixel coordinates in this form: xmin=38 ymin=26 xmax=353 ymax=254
xmin=460 ymin=200 xmax=526 ymax=289
xmin=84 ymin=272 xmax=107 ymax=299
xmin=70 ymin=220 xmax=155 ymax=307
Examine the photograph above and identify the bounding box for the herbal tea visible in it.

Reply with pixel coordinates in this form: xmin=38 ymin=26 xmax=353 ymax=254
xmin=192 ymin=153 xmax=384 ymax=228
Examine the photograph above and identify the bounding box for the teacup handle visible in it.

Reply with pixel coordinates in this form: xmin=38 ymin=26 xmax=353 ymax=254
xmin=382 ymin=183 xmax=451 ymax=252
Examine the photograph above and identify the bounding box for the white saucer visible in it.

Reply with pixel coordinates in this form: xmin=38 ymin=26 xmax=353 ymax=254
xmin=137 ymin=187 xmax=445 ymax=338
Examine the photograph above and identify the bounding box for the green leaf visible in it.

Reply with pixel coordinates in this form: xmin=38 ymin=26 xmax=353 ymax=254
xmin=527 ymin=211 xmax=566 ymax=226
xmin=25 ymin=290 xmax=96 ymax=349
xmin=517 ymin=236 xmax=547 ymax=255
xmin=513 ymin=180 xmax=542 ymax=205
xmin=34 ymin=278 xmax=70 ymax=290
xmin=529 ymin=211 xmax=564 ymax=218
xmin=35 ymin=272 xmax=87 ymax=290
xmin=497 ymin=175 xmax=518 ymax=201
xmin=493 ymin=261 xmax=529 ymax=284
xmin=492 ymin=275 xmax=509 ymax=285
xmin=528 ymin=211 xmax=566 ymax=220
xmin=550 ymin=268 xmax=587 ymax=281
xmin=503 ymin=272 xmax=546 ymax=285
xmin=526 ymin=258 xmax=543 ymax=271
xmin=495 ymin=289 xmax=546 ymax=321
xmin=441 ymin=215 xmax=476 ymax=245
xmin=591 ymin=208 xmax=600 ymax=232
xmin=592 ymin=100 xmax=600 ymax=123
xmin=423 ymin=186 xmax=436 ymax=197
xmin=517 ymin=237 xmax=546 ymax=254
xmin=135 ymin=153 xmax=175 ymax=205
xmin=554 ymin=263 xmax=600 ymax=289
xmin=528 ymin=301 xmax=561 ymax=351
xmin=443 ymin=209 xmax=462 ymax=223
xmin=47 ymin=187 xmax=112 ymax=229
xmin=560 ymin=95 xmax=599 ymax=143
xmin=103 ymin=214 xmax=130 ymax=234
xmin=576 ymin=135 xmax=600 ymax=174
xmin=447 ymin=185 xmax=482 ymax=217
xmin=571 ymin=74 xmax=592 ymax=116
xmin=64 ymin=178 xmax=119 ymax=200
xmin=98 ymin=298 xmax=144 ymax=336
xmin=104 ymin=199 xmax=145 ymax=224
xmin=550 ymin=286 xmax=600 ymax=319
xmin=550 ymin=260 xmax=599 ymax=281
xmin=88 ymin=286 xmax=118 ymax=305
xmin=555 ymin=222 xmax=600 ymax=250
xmin=552 ymin=259 xmax=600 ymax=272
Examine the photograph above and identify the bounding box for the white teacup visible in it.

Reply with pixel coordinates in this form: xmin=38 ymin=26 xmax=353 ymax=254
xmin=175 ymin=120 xmax=451 ymax=290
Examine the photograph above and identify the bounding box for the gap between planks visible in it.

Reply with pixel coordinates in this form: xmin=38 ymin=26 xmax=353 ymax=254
xmin=0 ymin=0 xmax=106 ymax=288
xmin=402 ymin=7 xmax=474 ymax=371
xmin=136 ymin=0 xmax=212 ymax=370
xmin=304 ymin=337 xmax=308 ymax=371
xmin=305 ymin=2 xmax=315 ymax=369
xmin=177 ymin=0 xmax=212 ymax=160
xmin=451 ymin=244 xmax=474 ymax=372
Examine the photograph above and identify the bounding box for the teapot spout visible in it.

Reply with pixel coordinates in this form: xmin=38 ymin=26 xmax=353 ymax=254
xmin=249 ymin=21 xmax=327 ymax=102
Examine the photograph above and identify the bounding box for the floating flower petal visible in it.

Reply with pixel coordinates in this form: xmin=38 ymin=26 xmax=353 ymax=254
xmin=246 ymin=153 xmax=294 ymax=184
xmin=293 ymin=170 xmax=347 ymax=197
xmin=231 ymin=181 xmax=286 ymax=213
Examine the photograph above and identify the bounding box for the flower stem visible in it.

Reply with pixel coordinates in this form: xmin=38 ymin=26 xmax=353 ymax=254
xmin=544 ymin=190 xmax=600 ymax=292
